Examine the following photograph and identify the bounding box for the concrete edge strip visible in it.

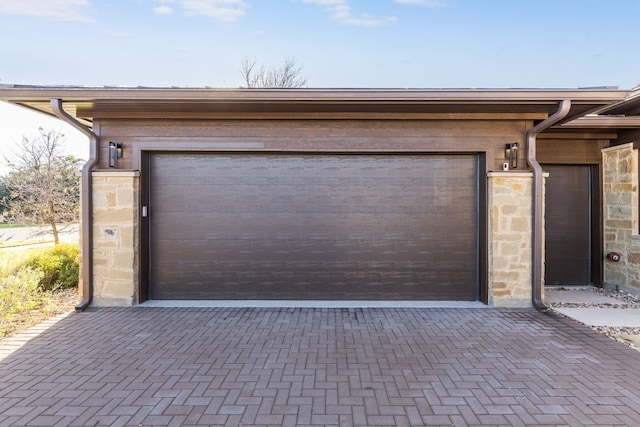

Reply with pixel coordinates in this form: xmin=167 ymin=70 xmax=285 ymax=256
xmin=138 ymin=300 xmax=488 ymax=309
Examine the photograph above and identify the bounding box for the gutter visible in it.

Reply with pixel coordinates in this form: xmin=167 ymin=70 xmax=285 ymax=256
xmin=50 ymin=99 xmax=98 ymax=312
xmin=526 ymin=99 xmax=571 ymax=311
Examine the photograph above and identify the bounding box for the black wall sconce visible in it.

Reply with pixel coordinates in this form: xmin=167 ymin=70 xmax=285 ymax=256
xmin=109 ymin=142 xmax=123 ymax=168
xmin=505 ymin=142 xmax=518 ymax=169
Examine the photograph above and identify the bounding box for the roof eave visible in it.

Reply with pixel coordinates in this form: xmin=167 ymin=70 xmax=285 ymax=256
xmin=0 ymin=85 xmax=629 ymax=101
xmin=0 ymin=86 xmax=630 ymax=125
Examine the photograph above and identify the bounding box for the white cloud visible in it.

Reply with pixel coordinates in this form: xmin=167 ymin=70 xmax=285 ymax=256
xmin=176 ymin=0 xmax=250 ymax=22
xmin=393 ymin=0 xmax=446 ymax=6
xmin=303 ymin=0 xmax=343 ymax=4
xmin=152 ymin=0 xmax=249 ymax=21
xmin=302 ymin=0 xmax=396 ymax=27
xmin=153 ymin=5 xmax=175 ymax=15
xmin=0 ymin=0 xmax=94 ymax=23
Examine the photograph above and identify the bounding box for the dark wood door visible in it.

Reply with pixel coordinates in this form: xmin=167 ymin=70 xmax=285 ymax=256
xmin=544 ymin=165 xmax=592 ymax=286
xmin=149 ymin=153 xmax=479 ymax=300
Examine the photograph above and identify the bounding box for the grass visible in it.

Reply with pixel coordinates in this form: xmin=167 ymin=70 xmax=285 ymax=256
xmin=0 ymin=248 xmax=31 ymax=275
xmin=0 ymin=223 xmax=34 ymax=229
xmin=0 ymin=245 xmax=79 ymax=339
xmin=0 ymin=288 xmax=77 ymax=338
xmin=0 ymin=240 xmax=54 ymax=249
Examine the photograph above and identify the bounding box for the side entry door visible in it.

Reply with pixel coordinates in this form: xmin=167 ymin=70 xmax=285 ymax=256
xmin=544 ymin=165 xmax=596 ymax=286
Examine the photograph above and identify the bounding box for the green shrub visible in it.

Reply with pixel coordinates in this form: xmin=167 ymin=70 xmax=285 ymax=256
xmin=21 ymin=243 xmax=80 ymax=291
xmin=0 ymin=267 xmax=48 ymax=317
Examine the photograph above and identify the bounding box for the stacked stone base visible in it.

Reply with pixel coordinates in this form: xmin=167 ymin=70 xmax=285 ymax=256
xmin=603 ymin=144 xmax=640 ymax=292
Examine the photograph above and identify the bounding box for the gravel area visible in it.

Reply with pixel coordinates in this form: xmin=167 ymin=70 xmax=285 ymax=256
xmin=548 ymin=287 xmax=640 ymax=351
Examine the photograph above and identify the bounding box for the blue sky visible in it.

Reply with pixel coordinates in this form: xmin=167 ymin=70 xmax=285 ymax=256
xmin=1 ymin=0 xmax=639 ymax=88
xmin=1 ymin=0 xmax=640 ymax=173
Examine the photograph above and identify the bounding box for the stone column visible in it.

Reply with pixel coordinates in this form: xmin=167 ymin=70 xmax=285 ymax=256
xmin=488 ymin=172 xmax=543 ymax=307
xmin=91 ymin=171 xmax=139 ymax=306
xmin=602 ymin=143 xmax=640 ymax=291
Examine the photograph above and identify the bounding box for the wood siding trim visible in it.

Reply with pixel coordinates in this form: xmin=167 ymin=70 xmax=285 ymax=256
xmin=97 ymin=118 xmax=530 ymax=173
xmin=537 ymin=139 xmax=609 ymax=164
xmin=78 ymin=111 xmax=549 ymax=120
xmin=539 ymin=131 xmax=617 ymax=140
xmin=614 ymin=129 xmax=640 ymax=147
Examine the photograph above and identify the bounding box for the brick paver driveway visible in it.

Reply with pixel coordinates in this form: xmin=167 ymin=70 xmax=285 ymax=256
xmin=1 ymin=307 xmax=640 ymax=426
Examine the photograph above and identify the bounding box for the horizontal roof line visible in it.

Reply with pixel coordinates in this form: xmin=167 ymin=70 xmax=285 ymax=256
xmin=0 ymin=84 xmax=628 ymax=95
xmin=0 ymin=84 xmax=622 ymax=90
xmin=562 ymin=116 xmax=640 ymax=128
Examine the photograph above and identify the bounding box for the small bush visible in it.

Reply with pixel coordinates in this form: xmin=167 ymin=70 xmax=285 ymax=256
xmin=21 ymin=243 xmax=80 ymax=291
xmin=0 ymin=267 xmax=48 ymax=317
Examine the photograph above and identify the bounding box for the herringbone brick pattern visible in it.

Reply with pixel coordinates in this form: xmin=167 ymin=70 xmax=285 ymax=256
xmin=1 ymin=308 xmax=640 ymax=426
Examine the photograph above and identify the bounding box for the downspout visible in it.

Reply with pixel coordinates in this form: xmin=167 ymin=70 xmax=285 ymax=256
xmin=51 ymin=99 xmax=98 ymax=312
xmin=527 ymin=99 xmax=571 ymax=311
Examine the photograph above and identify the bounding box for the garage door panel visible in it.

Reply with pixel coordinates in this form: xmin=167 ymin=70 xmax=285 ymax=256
xmin=150 ymin=153 xmax=478 ymax=300
xmin=156 ymin=212 xmax=463 ymax=241
xmin=154 ymin=236 xmax=470 ymax=263
xmin=154 ymin=280 xmax=475 ymax=300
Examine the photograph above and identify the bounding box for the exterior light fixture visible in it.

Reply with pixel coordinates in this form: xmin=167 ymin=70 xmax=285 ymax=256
xmin=505 ymin=142 xmax=518 ymax=169
xmin=109 ymin=142 xmax=123 ymax=168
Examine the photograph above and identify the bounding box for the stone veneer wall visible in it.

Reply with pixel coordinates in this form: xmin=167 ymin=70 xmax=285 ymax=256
xmin=602 ymin=143 xmax=640 ymax=291
xmin=91 ymin=171 xmax=139 ymax=306
xmin=488 ymin=172 xmax=542 ymax=307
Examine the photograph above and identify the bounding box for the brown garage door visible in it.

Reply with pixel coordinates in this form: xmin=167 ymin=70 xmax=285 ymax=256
xmin=149 ymin=153 xmax=478 ymax=300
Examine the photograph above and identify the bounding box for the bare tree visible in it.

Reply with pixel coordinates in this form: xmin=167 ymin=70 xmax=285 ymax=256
xmin=1 ymin=128 xmax=82 ymax=244
xmin=240 ymin=56 xmax=308 ymax=88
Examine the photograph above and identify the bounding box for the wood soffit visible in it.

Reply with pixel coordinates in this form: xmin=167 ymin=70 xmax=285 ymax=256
xmin=0 ymin=86 xmax=636 ymax=127
xmin=561 ymin=116 xmax=640 ymax=129
xmin=596 ymin=87 xmax=640 ymax=116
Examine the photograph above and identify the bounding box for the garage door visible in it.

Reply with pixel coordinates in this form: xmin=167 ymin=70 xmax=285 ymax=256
xmin=149 ymin=153 xmax=478 ymax=300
